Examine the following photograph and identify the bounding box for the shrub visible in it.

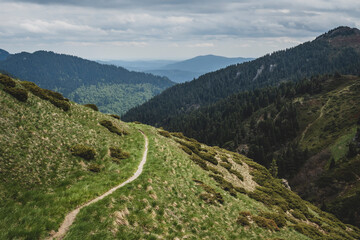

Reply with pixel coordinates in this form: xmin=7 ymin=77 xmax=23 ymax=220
xmin=291 ymin=209 xmax=306 ymax=221
xmin=21 ymin=81 xmax=70 ymax=111
xmin=221 ymin=155 xmax=229 ymax=163
xmin=43 ymin=89 xmax=67 ymax=101
xmin=208 ymin=165 xmax=223 ymax=176
xmin=239 ymin=211 xmax=252 ymax=217
xmin=88 ymin=163 xmax=102 ymax=172
xmin=260 ymin=212 xmax=287 ymax=228
xmin=209 ymin=174 xmax=237 ymax=196
xmin=109 ymin=114 xmax=121 ymax=120
xmin=198 ymin=151 xmax=218 ymax=165
xmin=0 ymin=75 xmax=16 ymax=87
xmin=190 ymin=154 xmax=208 ymax=171
xmin=158 ymin=130 xmax=171 ymax=138
xmin=293 ymin=223 xmax=323 ymax=239
xmin=83 ymin=103 xmax=99 ymax=111
xmin=234 ymin=186 xmax=247 ymax=194
xmin=100 ymin=120 xmax=124 ymax=136
xmin=199 ymin=187 xmax=224 ymax=205
xmin=175 ymin=139 xmax=201 ymax=155
xmin=252 ymin=215 xmax=279 ymax=231
xmin=232 ymin=155 xmax=244 ymax=165
xmin=237 ymin=215 xmax=250 ymax=226
xmin=21 ymin=81 xmax=50 ymax=100
xmin=110 ymin=147 xmax=130 ymax=160
xmin=3 ymin=86 xmax=28 ymax=102
xmin=220 ymin=162 xmax=232 ymax=170
xmin=229 ymin=169 xmax=244 ymax=181
xmin=49 ymin=98 xmax=70 ymax=111
xmin=181 ymin=145 xmax=192 ymax=155
xmin=71 ymin=144 xmax=96 ymax=160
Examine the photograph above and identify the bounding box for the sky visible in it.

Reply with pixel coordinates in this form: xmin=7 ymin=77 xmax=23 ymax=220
xmin=0 ymin=0 xmax=359 ymax=60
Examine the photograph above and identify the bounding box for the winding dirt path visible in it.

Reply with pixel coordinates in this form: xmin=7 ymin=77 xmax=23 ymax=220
xmin=300 ymin=98 xmax=330 ymax=143
xmin=50 ymin=130 xmax=149 ymax=240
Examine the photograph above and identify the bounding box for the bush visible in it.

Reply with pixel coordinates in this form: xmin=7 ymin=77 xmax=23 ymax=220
xmin=3 ymin=86 xmax=28 ymax=102
xmin=110 ymin=147 xmax=130 ymax=160
xmin=181 ymin=145 xmax=192 ymax=155
xmin=209 ymin=174 xmax=237 ymax=196
xmin=229 ymin=169 xmax=244 ymax=181
xmin=208 ymin=166 xmax=223 ymax=176
xmin=100 ymin=120 xmax=125 ymax=136
xmin=109 ymin=114 xmax=121 ymax=120
xmin=220 ymin=162 xmax=232 ymax=170
xmin=199 ymin=183 xmax=224 ymax=205
xmin=83 ymin=103 xmax=99 ymax=111
xmin=49 ymin=98 xmax=70 ymax=111
xmin=291 ymin=209 xmax=306 ymax=220
xmin=190 ymin=154 xmax=208 ymax=171
xmin=198 ymin=151 xmax=218 ymax=165
xmin=158 ymin=130 xmax=171 ymax=138
xmin=21 ymin=81 xmax=50 ymax=100
xmin=0 ymin=75 xmax=16 ymax=87
xmin=21 ymin=81 xmax=70 ymax=111
xmin=221 ymin=155 xmax=229 ymax=163
xmin=293 ymin=223 xmax=323 ymax=239
xmin=260 ymin=212 xmax=287 ymax=228
xmin=252 ymin=215 xmax=279 ymax=231
xmin=237 ymin=215 xmax=250 ymax=226
xmin=43 ymin=89 xmax=67 ymax=101
xmin=71 ymin=144 xmax=96 ymax=160
xmin=88 ymin=163 xmax=102 ymax=172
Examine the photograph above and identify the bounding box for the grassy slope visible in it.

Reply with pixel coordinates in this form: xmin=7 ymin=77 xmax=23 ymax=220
xmin=291 ymin=76 xmax=360 ymax=219
xmin=0 ymin=75 xmax=359 ymax=239
xmin=0 ymin=76 xmax=144 ymax=239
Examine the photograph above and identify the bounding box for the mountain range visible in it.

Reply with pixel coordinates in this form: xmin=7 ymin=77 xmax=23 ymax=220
xmin=0 ymin=50 xmax=175 ymax=115
xmin=1 ymin=74 xmax=359 ymax=239
xmin=102 ymin=55 xmax=253 ymax=83
xmin=123 ymin=26 xmax=360 ymax=227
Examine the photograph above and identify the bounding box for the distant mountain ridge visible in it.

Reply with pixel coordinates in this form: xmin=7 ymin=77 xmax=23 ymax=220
xmin=102 ymin=55 xmax=254 ymax=83
xmin=123 ymin=26 xmax=360 ymax=124
xmin=0 ymin=50 xmax=175 ymax=115
xmin=0 ymin=49 xmax=9 ymax=61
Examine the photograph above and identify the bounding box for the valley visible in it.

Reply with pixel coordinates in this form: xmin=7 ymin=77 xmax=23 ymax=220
xmin=1 ymin=74 xmax=360 ymax=239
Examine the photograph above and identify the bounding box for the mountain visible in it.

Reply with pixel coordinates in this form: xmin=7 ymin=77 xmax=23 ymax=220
xmin=0 ymin=50 xmax=175 ymax=115
xmin=1 ymin=74 xmax=359 ymax=239
xmin=102 ymin=55 xmax=253 ymax=83
xmin=136 ymin=73 xmax=360 ymax=226
xmin=161 ymin=54 xmax=254 ymax=73
xmin=123 ymin=26 xmax=360 ymax=124
xmin=97 ymin=59 xmax=177 ymax=72
xmin=147 ymin=55 xmax=254 ymax=83
xmin=0 ymin=49 xmax=9 ymax=61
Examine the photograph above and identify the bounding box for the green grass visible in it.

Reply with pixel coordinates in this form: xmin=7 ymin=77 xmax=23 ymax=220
xmin=0 ymin=78 xmax=145 ymax=239
xmin=1 ymin=75 xmax=359 ymax=239
xmin=330 ymin=127 xmax=357 ymax=162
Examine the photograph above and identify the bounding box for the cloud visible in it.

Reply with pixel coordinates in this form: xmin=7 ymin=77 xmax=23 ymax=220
xmin=0 ymin=0 xmax=359 ymax=59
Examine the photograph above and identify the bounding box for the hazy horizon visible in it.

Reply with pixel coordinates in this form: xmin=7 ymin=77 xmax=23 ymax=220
xmin=0 ymin=0 xmax=359 ymax=60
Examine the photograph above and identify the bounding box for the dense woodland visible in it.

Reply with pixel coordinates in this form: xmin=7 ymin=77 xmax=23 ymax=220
xmin=123 ymin=27 xmax=360 ymax=125
xmin=0 ymin=50 xmax=174 ymax=114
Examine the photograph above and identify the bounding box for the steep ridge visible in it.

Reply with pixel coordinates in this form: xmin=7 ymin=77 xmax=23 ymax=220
xmin=1 ymin=76 xmax=360 ymax=239
xmin=123 ymin=26 xmax=360 ymax=125
xmin=0 ymin=50 xmax=175 ymax=115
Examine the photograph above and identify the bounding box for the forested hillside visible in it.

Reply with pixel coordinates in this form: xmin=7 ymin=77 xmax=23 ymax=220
xmin=123 ymin=26 xmax=360 ymax=124
xmin=1 ymin=74 xmax=360 ymax=239
xmin=0 ymin=50 xmax=174 ymax=115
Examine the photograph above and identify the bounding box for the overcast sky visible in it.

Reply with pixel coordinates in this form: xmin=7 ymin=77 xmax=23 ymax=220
xmin=0 ymin=0 xmax=359 ymax=60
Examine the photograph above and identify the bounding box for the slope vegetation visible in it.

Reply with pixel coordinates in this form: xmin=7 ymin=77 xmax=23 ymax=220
xmin=123 ymin=26 xmax=360 ymax=124
xmin=0 ymin=75 xmax=359 ymax=239
xmin=0 ymin=50 xmax=174 ymax=115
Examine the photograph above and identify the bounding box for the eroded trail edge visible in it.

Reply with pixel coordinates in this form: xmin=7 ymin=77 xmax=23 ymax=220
xmin=50 ymin=130 xmax=149 ymax=240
